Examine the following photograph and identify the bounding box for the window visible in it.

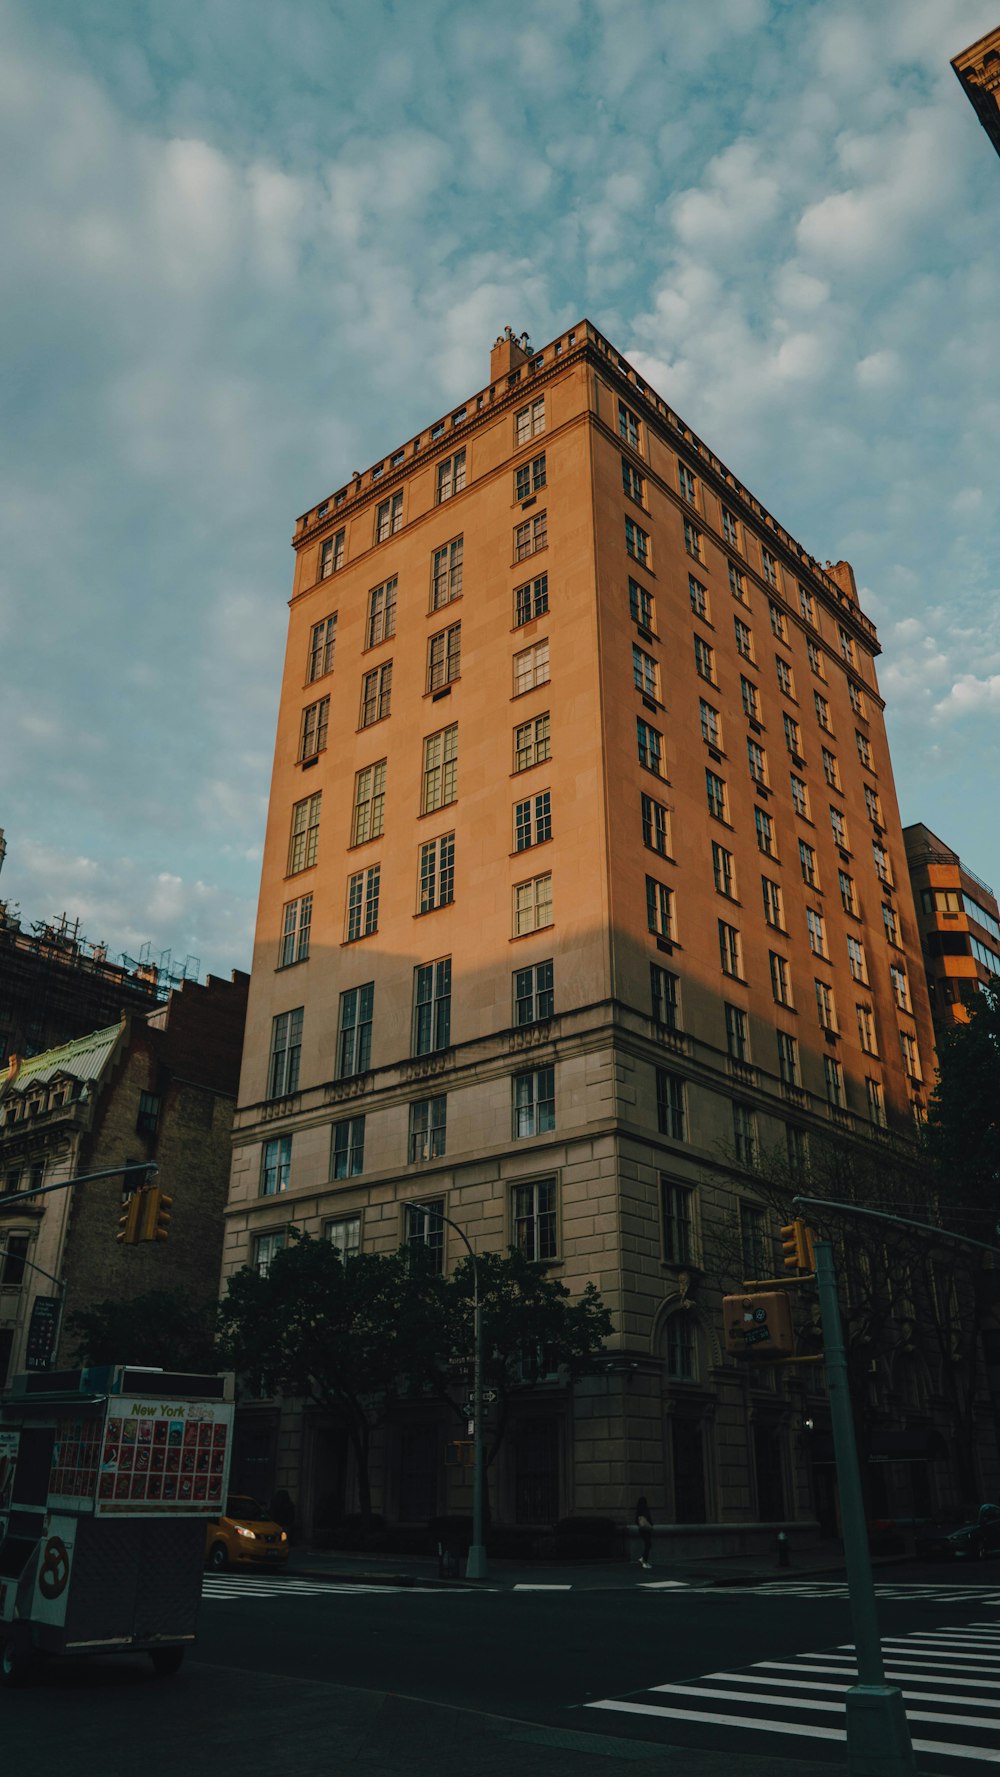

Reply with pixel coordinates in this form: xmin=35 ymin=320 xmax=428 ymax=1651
xmin=512 ymin=1177 xmax=557 ymax=1261
xmin=847 ymin=935 xmax=868 ymax=982
xmin=637 ymin=717 xmax=664 ymax=776
xmin=761 ymin=876 xmax=784 ymax=929
xmin=733 ymin=1102 xmax=758 ymax=1168
xmin=418 ymin=831 xmax=455 ymax=912
xmin=413 ymin=958 xmax=452 ymax=1055
xmin=824 ymin=1054 xmax=844 ymax=1108
xmin=360 ymin=660 xmax=393 ymax=727
xmin=725 ymin=1002 xmax=749 ymax=1061
xmin=661 ymin=1177 xmax=695 ymax=1259
xmin=741 ymin=676 xmax=761 ymax=721
xmin=728 ymin=561 xmax=747 ymax=602
xmin=665 ymin=1314 xmax=696 ymax=1381
xmin=814 ymin=977 xmax=836 ymax=1031
xmin=269 ymin=1008 xmax=303 ymax=1098
xmin=700 ymin=700 xmax=722 ymax=746
xmin=807 ymin=641 xmax=823 ymax=680
xmin=776 ymin=1030 xmax=800 ymax=1086
xmin=746 ymin=738 xmax=768 ymax=786
xmin=515 ymin=790 xmax=552 ymax=851
xmin=136 ymin=1092 xmax=160 ymax=1136
xmin=337 ymin=983 xmax=374 ymax=1078
xmin=721 ymin=507 xmax=740 ymax=551
xmin=798 ymin=585 xmax=815 ymax=623
xmin=678 ymin=463 xmax=697 ymax=504
xmin=790 ymin=774 xmax=809 ymax=818
xmin=806 ymin=907 xmax=827 ymax=956
xmin=650 ymin=963 xmax=680 ymax=1030
xmin=890 ymin=964 xmax=910 ymax=1012
xmin=829 ymin=805 xmax=847 ymax=849
xmin=515 ymin=711 xmax=550 ymax=771
xmin=774 ymin=664 xmax=796 ymax=711
xmin=866 ymin=1076 xmax=886 ymax=1128
xmin=777 ymin=716 xmax=797 ymax=762
xmin=688 ymin=575 xmax=708 ymax=620
xmin=515 ymin=574 xmax=548 ymax=626
xmin=432 ymin=536 xmax=463 ymax=609
xmin=799 ymin=840 xmax=818 ymax=887
xmin=754 ymin=807 xmax=776 ymax=857
xmin=618 ymin=400 xmax=640 ymax=450
xmin=656 ymin=1071 xmax=686 ymax=1142
xmin=646 ymin=876 xmax=674 ymax=940
xmin=900 ymin=1029 xmax=922 ymax=1080
xmin=514 ymin=872 xmax=553 ymax=936
xmin=516 ymin=396 xmax=545 ymax=444
xmin=786 ymin=1123 xmax=808 ymax=1179
xmin=513 ymin=1066 xmax=555 ymax=1137
xmin=712 ymin=842 xmax=735 ymax=898
xmin=740 ymin=1203 xmax=768 ymax=1276
xmin=515 ymin=511 xmax=548 ymax=560
xmin=513 ymin=638 xmax=550 ymax=696
xmin=326 ymin=1215 xmax=361 ymax=1258
xmin=761 ymin=547 xmax=779 ymax=590
xmin=295 ymin=696 xmax=328 ymax=764
xmin=253 ymin=1230 xmax=286 ymax=1276
xmin=622 ymin=457 xmax=645 ymax=503
xmin=366 ymin=577 xmax=397 ymax=648
xmin=625 ymin=516 xmax=649 ymax=565
xmin=882 ymin=902 xmax=900 ymax=945
xmin=514 ymin=959 xmax=554 ymax=1025
xmin=839 ymin=870 xmax=858 ymax=916
xmin=319 ymin=531 xmax=345 ymax=578
xmin=375 ymin=491 xmax=403 ymax=541
xmin=769 ymin=603 xmax=786 ymax=641
xmin=261 ymin=1136 xmax=291 ymax=1196
xmin=872 ymin=841 xmax=892 ymax=885
xmin=864 ymin=784 xmax=882 ymax=826
xmin=405 ymin=1199 xmax=445 ymax=1273
xmin=856 ymin=1003 xmax=878 ymax=1055
xmin=308 ymin=614 xmax=337 ymax=681
xmin=437 ymin=450 xmax=466 ymax=502
xmin=820 ymin=748 xmax=840 ymax=792
xmin=733 ymin=618 xmax=754 ymax=663
xmin=718 ymin=920 xmax=743 ymax=978
xmin=427 ymin=621 xmax=462 ymax=691
xmin=346 ymin=864 xmax=380 ymax=941
xmin=641 ymin=793 xmax=669 ymax=857
xmin=851 ymin=731 xmax=872 ymax=775
xmin=422 ymin=723 xmax=458 ymax=813
xmin=287 ymin=792 xmax=323 ymax=874
xmin=769 ymin=951 xmax=792 ymax=1006
xmin=352 ymin=761 xmax=386 ymax=846
xmin=839 ymin=625 xmax=856 ymax=666
xmin=632 ymin=644 xmax=659 ymax=699
xmin=706 ymin=769 xmax=728 ymax=821
xmin=279 ymin=894 xmax=312 ymax=967
xmin=814 ymin=691 xmax=831 ymax=731
xmin=629 ymin=577 xmax=654 ymax=629
xmin=409 ymin=1096 xmax=447 ymax=1162
xmin=849 ymin=680 xmax=867 ymax=718
xmin=693 ymin=635 xmax=716 ymax=684
xmin=683 ymin=519 xmax=703 ymax=562
xmin=331 ymin=1117 xmax=365 ymax=1180
xmin=516 ymin=453 xmax=546 ymax=500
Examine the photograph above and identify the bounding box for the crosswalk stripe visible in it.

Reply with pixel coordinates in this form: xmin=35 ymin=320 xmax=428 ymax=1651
xmin=588 ymin=1699 xmax=848 ymax=1742
xmin=761 ymin=1660 xmax=1000 ymax=1691
xmin=704 ymin=1671 xmax=1000 ymax=1708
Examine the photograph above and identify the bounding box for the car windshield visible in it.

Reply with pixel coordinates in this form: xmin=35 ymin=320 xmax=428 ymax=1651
xmin=227 ymin=1495 xmax=269 ymax=1521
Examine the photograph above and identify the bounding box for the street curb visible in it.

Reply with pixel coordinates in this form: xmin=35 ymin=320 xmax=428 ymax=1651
xmin=706 ymin=1552 xmax=911 ymax=1586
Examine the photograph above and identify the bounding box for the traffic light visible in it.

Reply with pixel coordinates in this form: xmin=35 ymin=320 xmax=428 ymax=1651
xmin=780 ymin=1218 xmax=816 ymax=1272
xmin=138 ymin=1186 xmax=173 ymax=1243
xmin=116 ymin=1192 xmax=143 ymax=1246
xmin=723 ymin=1291 xmax=795 ymax=1360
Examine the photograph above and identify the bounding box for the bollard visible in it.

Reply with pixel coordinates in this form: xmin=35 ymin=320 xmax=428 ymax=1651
xmin=777 ymin=1530 xmax=790 ymax=1568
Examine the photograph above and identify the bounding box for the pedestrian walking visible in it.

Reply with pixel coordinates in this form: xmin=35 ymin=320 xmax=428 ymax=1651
xmin=635 ymin=1496 xmax=653 ymax=1570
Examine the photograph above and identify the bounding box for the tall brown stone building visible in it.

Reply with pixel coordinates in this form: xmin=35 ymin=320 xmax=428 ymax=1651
xmin=952 ymin=26 xmax=1000 ymax=159
xmin=225 ymin=321 xmax=954 ymax=1551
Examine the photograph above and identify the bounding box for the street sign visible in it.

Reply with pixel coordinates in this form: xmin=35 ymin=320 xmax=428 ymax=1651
xmin=25 ymin=1296 xmax=61 ymax=1371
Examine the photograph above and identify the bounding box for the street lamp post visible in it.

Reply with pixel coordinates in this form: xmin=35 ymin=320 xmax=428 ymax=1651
xmin=411 ymin=1203 xmax=488 ymax=1581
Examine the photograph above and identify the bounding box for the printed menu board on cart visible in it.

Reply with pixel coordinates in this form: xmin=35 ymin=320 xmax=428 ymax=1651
xmin=89 ymin=1396 xmax=232 ymax=1516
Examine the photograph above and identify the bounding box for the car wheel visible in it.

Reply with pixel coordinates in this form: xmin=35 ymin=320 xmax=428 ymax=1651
xmin=207 ymin=1541 xmax=229 ymax=1572
xmin=0 ymin=1640 xmax=38 ymax=1689
xmin=150 ymin=1647 xmax=185 ymax=1677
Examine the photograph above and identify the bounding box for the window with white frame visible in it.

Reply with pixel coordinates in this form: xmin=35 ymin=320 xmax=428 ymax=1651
xmin=856 ymin=1003 xmax=878 ymax=1055
xmin=253 ymin=1229 xmax=286 ymax=1276
xmin=514 ymin=873 xmax=553 ymax=937
xmin=319 ymin=531 xmax=345 ymax=578
xmin=839 ymin=625 xmax=856 ymax=665
xmin=776 ymin=1029 xmax=800 ymax=1086
xmin=413 ymin=958 xmax=452 ymax=1055
xmin=900 ymin=1029 xmax=922 ymax=1080
xmin=829 ymin=805 xmax=848 ymax=849
xmin=754 ymin=807 xmax=776 ymax=857
xmin=700 ymin=700 xmax=721 ymax=747
xmin=261 ymin=1136 xmax=291 ymax=1196
xmin=422 ymin=723 xmax=458 ymax=813
xmin=815 ymin=978 xmax=837 ymax=1031
xmin=769 ymin=603 xmax=786 ymax=640
xmin=352 ymin=761 xmax=386 ymax=846
xmin=882 ymin=902 xmax=900 ymax=945
xmin=514 ymin=959 xmax=554 ymax=1025
xmin=641 ymin=793 xmax=669 ymax=857
xmin=769 ymin=950 xmax=792 ymax=1006
xmin=618 ymin=400 xmax=640 ymax=449
xmin=761 ymin=547 xmax=779 ymax=591
xmin=741 ymin=676 xmax=761 ymax=721
xmin=427 ymin=621 xmax=461 ymax=692
xmin=824 ymin=1054 xmax=844 ymax=1108
xmin=637 ymin=717 xmax=664 ymax=776
xmin=656 ymin=1073 xmax=686 ymax=1143
xmin=665 ymin=1313 xmax=696 ymax=1380
xmin=872 ymin=841 xmax=892 ymax=885
xmin=689 ymin=575 xmax=708 ymax=620
xmin=775 ymin=656 xmax=794 ymax=697
xmin=366 ymin=577 xmax=397 ymax=648
xmin=625 ymin=516 xmax=649 ymax=565
xmin=632 ymin=643 xmax=659 ymax=699
xmin=268 ymin=1009 xmax=303 ymax=1099
xmin=516 ymin=397 xmax=545 ymax=445
xmin=799 ymin=585 xmax=815 ymax=623
xmin=799 ymin=841 xmax=819 ymax=887
xmin=331 ymin=1116 xmax=365 ymax=1180
xmin=747 ymin=738 xmax=768 ymax=787
xmin=409 ymin=1096 xmax=447 ymax=1162
xmin=725 ymin=1002 xmax=749 ymax=1061
xmin=279 ymin=895 xmax=312 ymax=967
xmin=418 ymin=832 xmax=455 ymax=913
xmin=733 ymin=1101 xmax=758 ymax=1167
xmin=761 ymin=876 xmax=784 ymax=928
xmin=646 ymin=876 xmax=674 ymax=940
xmin=734 ymin=616 xmax=754 ymax=662
xmin=514 ymin=790 xmax=552 ymax=851
xmin=431 ymin=536 xmax=463 ymax=609
xmin=337 ymin=983 xmax=374 ymax=1078
xmin=855 ymin=729 xmax=873 ymax=770
xmin=514 ymin=711 xmax=550 ymax=771
xmin=678 ymin=462 xmax=697 ymax=504
xmin=629 ymin=577 xmax=654 ymax=629
xmin=864 ymin=784 xmax=882 ymax=825
xmin=405 ymin=1199 xmax=445 ymax=1273
xmin=651 ymin=963 xmax=679 ymax=1030
xmin=821 ymin=747 xmax=840 ymax=791
xmin=807 ymin=638 xmax=823 ymax=676
xmin=515 ymin=511 xmax=548 ymax=560
xmin=706 ymin=769 xmax=728 ymax=821
xmin=814 ymin=691 xmax=831 ymax=731
xmin=360 ymin=660 xmax=393 ymax=727
xmin=846 ymin=935 xmax=868 ymax=982
xmin=437 ymin=450 xmax=466 ymax=502
xmin=661 ymin=1177 xmax=695 ymax=1260
xmin=849 ymin=680 xmax=867 ymax=718
xmin=693 ymin=634 xmax=716 ymax=684
xmin=516 ymin=453 xmax=547 ymax=500
xmin=308 ymin=614 xmax=337 ymax=681
xmin=790 ymin=774 xmax=809 ymax=818
xmin=513 ymin=1066 xmax=555 ymax=1138
xmin=512 ymin=1177 xmax=557 ymax=1261
xmin=839 ymin=870 xmax=858 ymax=916
xmin=865 ymin=1076 xmax=886 ymax=1128
xmin=326 ymin=1214 xmax=361 ymax=1258
xmin=298 ymin=696 xmax=329 ymax=762
xmin=806 ymin=907 xmax=827 ymax=956
xmin=683 ymin=518 xmax=703 ymax=562
xmin=712 ymin=842 xmax=735 ymax=899
xmin=729 ymin=561 xmax=747 ymax=602
xmin=375 ymin=491 xmax=403 ymax=541
xmin=346 ymin=865 xmax=380 ymax=942
xmin=721 ymin=507 xmax=740 ymax=551
xmin=622 ymin=457 xmax=645 ymax=504
xmin=718 ymin=920 xmax=743 ymax=977
xmin=740 ymin=1202 xmax=768 ymax=1276
xmin=513 ymin=638 xmax=550 ymax=696
xmin=515 ymin=574 xmax=548 ymax=626
xmin=890 ymin=964 xmax=910 ymax=1012
xmin=783 ymin=712 xmax=801 ymax=755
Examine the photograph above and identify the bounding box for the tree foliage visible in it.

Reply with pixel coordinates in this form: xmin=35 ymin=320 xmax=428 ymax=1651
xmin=68 ymin=1289 xmax=220 ymax=1372
xmin=924 ymin=986 xmax=1000 ymax=1242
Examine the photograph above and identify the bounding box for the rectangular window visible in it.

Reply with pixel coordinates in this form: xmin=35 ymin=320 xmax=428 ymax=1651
xmin=770 ymin=951 xmax=792 ymax=1006
xmin=712 ymin=842 xmax=735 ymax=899
xmin=849 ymin=680 xmax=867 ymax=718
xmin=656 ymin=1073 xmax=686 ymax=1143
xmin=689 ymin=575 xmax=708 ymax=620
xmin=512 ymin=1177 xmax=557 ymax=1261
xmin=761 ymin=547 xmax=779 ymax=590
xmin=853 ymin=730 xmax=873 ymax=772
xmin=847 ymin=935 xmax=868 ymax=982
xmin=790 ymin=774 xmax=809 ymax=818
xmin=776 ymin=1029 xmax=800 ymax=1086
xmin=269 ymin=1008 xmax=303 ymax=1099
xmin=882 ymin=901 xmax=900 ymax=945
xmin=432 ymin=536 xmax=464 ymax=609
xmin=700 ymin=699 xmax=722 ymax=746
xmin=629 ymin=577 xmax=654 ymax=629
xmin=740 ymin=1203 xmax=768 ymax=1276
xmin=513 ymin=1066 xmax=556 ymax=1138
xmin=734 ymin=616 xmax=754 ymax=661
xmin=754 ymin=807 xmax=776 ymax=856
xmin=331 ymin=1117 xmax=365 ymax=1180
xmin=821 ymin=747 xmax=840 ymax=791
xmin=741 ymin=676 xmax=761 ymax=721
xmin=856 ymin=1003 xmax=878 ymax=1055
xmin=253 ymin=1230 xmax=286 ymax=1276
xmin=261 ymin=1136 xmax=291 ymax=1196
xmin=814 ymin=691 xmax=831 ymax=731
xmin=366 ymin=577 xmax=397 ymax=648
xmin=762 ymin=877 xmax=784 ymax=928
xmin=728 ymin=561 xmax=747 ymax=602
xmin=360 ymin=660 xmax=393 ymax=727
xmin=783 ymin=712 xmax=801 ymax=755
xmin=706 ymin=769 xmax=728 ymax=821
xmin=829 ymin=805 xmax=847 ymax=848
xmin=721 ymin=507 xmax=740 ymax=551
xmin=683 ymin=518 xmax=703 ymax=562
xmin=872 ymin=841 xmax=892 ymax=885
xmin=514 ymin=711 xmax=550 ymax=771
xmin=645 ymin=875 xmax=674 ymax=940
xmin=799 ymin=585 xmax=815 ymax=623
xmin=413 ymin=958 xmax=452 ymax=1055
xmin=279 ymin=894 xmax=312 ymax=967
xmin=678 ymin=463 xmax=697 ymax=504
xmin=375 ymin=491 xmax=403 ymax=541
xmin=693 ymin=635 xmax=716 ymax=684
xmin=900 ymin=1029 xmax=922 ymax=1080
xmin=747 ymin=738 xmax=768 ymax=786
xmin=824 ymin=1054 xmax=844 ymax=1107
xmin=326 ymin=1214 xmax=361 ymax=1258
xmin=337 ymin=983 xmax=374 ymax=1078
xmin=437 ymin=450 xmax=466 ymax=502
xmin=308 ymin=614 xmax=337 ymax=681
xmin=775 ymin=656 xmax=794 ymax=697
xmin=418 ymin=831 xmax=455 ymax=913
xmin=515 ymin=453 xmax=547 ymax=500
xmin=514 ymin=790 xmax=552 ymax=851
xmin=807 ymin=639 xmax=824 ymax=679
xmin=405 ymin=1199 xmax=445 ymax=1274
xmin=864 ymin=784 xmax=882 ymax=825
xmin=515 ymin=511 xmax=548 ymax=561
xmin=427 ymin=621 xmax=462 ymax=691
xmin=514 ymin=872 xmax=553 ymax=936
xmin=513 ymin=638 xmax=550 ymax=696
xmin=725 ymin=1002 xmax=749 ymax=1062
xmin=514 ymin=959 xmax=554 ymax=1025
xmin=409 ymin=1095 xmax=447 ymax=1162
xmin=516 ymin=397 xmax=545 ymax=444
xmin=799 ymin=840 xmax=818 ymax=887
xmin=319 ymin=531 xmax=345 ymax=578
xmin=815 ymin=978 xmax=837 ymax=1031
xmin=632 ymin=643 xmax=659 ymax=699
xmin=346 ymin=864 xmax=380 ymax=942
xmin=769 ymin=603 xmax=786 ymax=640
xmin=637 ymin=716 xmax=664 ymax=776
xmin=806 ymin=907 xmax=827 ymax=956
xmin=625 ymin=515 xmax=649 ymax=565
xmin=651 ymin=963 xmax=679 ymax=1030
xmin=352 ymin=761 xmax=386 ymax=846
xmin=718 ymin=920 xmax=743 ymax=977
xmin=890 ymin=964 xmax=910 ymax=1012
xmin=866 ymin=1076 xmax=886 ymax=1128
xmin=839 ymin=870 xmax=858 ymax=916
xmin=839 ymin=625 xmax=856 ymax=666
xmin=733 ymin=1102 xmax=758 ymax=1168
xmin=287 ymin=792 xmax=323 ymax=874
xmin=422 ymin=723 xmax=458 ymax=813
xmin=622 ymin=457 xmax=646 ymax=503
xmin=515 ymin=573 xmax=548 ymax=626
xmin=661 ymin=1178 xmax=695 ymax=1260
xmin=618 ymin=400 xmax=640 ymax=450
xmin=298 ymin=696 xmax=329 ymax=761
xmin=641 ymin=792 xmax=669 ymax=857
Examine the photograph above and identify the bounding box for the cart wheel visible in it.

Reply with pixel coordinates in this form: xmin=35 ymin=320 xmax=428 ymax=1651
xmin=0 ymin=1640 xmax=38 ymax=1689
xmin=207 ymin=1541 xmax=229 ymax=1572
xmin=150 ymin=1647 xmax=185 ymax=1678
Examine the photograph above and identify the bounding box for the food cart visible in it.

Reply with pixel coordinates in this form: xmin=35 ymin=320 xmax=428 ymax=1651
xmin=0 ymin=1362 xmax=233 ymax=1685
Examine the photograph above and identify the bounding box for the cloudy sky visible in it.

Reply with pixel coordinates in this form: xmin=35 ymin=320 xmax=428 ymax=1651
xmin=1 ymin=0 xmax=998 ymax=980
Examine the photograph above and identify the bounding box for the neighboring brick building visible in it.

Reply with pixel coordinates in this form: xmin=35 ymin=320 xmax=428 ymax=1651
xmin=904 ymin=822 xmax=1000 ymax=1032
xmin=224 ymin=319 xmax=974 ymax=1552
xmin=952 ymin=25 xmax=1000 ymax=160
xmin=0 ymin=970 xmax=248 ymax=1387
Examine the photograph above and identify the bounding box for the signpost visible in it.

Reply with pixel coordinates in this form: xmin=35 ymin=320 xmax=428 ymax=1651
xmin=24 ymin=1296 xmax=62 ymax=1371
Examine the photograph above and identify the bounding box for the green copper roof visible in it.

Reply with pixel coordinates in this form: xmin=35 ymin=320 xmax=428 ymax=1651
xmin=0 ymin=1022 xmax=123 ymax=1094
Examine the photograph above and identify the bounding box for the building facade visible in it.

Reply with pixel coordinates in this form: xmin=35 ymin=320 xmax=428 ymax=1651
xmin=904 ymin=822 xmax=1000 ymax=1032
xmin=952 ymin=26 xmax=1000 ymax=160
xmin=224 ymin=320 xmax=961 ymax=1552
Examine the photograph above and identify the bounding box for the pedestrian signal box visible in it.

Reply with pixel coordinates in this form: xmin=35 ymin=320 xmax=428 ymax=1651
xmin=723 ymin=1291 xmax=795 ymax=1360
xmin=445 ymin=1440 xmax=474 ymax=1467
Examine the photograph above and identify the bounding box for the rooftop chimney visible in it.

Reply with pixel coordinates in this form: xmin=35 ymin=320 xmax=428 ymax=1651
xmin=491 ymin=325 xmax=532 ymax=383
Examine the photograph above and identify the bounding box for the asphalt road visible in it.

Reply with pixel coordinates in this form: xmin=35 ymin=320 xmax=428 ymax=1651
xmin=2 ymin=1560 xmax=999 ymax=1777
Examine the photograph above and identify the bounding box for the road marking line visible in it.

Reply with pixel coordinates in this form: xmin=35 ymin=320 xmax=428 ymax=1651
xmin=640 ymin=1581 xmax=690 ymax=1589
xmin=761 ymin=1662 xmax=1000 ymax=1691
xmin=513 ymin=1583 xmax=572 ymax=1590
xmin=705 ymin=1671 xmax=1000 ymax=1709
xmin=586 ymin=1700 xmax=1000 ymax=1762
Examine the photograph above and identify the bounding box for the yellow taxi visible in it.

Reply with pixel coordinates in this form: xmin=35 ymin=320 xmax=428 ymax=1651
xmin=205 ymin=1494 xmax=290 ymax=1571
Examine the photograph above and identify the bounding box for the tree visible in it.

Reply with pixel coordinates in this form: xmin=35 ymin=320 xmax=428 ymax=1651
xmin=68 ymin=1289 xmax=220 ymax=1372
xmin=924 ymin=986 xmax=1000 ymax=1242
